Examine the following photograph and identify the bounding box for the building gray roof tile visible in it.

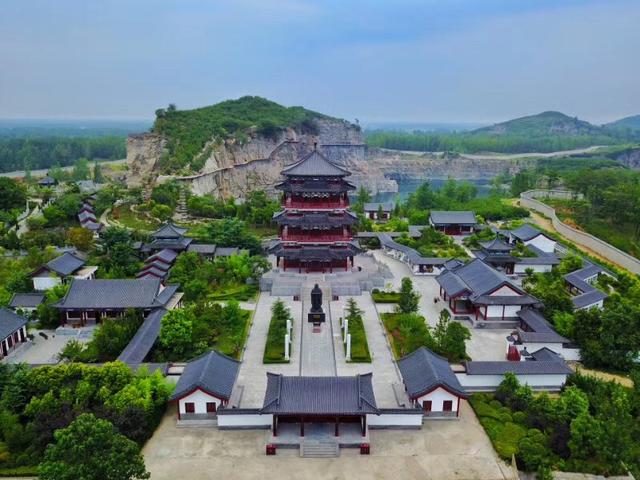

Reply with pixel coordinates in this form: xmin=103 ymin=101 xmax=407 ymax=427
xmin=186 ymin=244 xmax=217 ymax=254
xmin=9 ymin=293 xmax=46 ymax=308
xmin=170 ymin=350 xmax=240 ymax=401
xmin=0 ymin=307 xmax=27 ymax=340
xmin=397 ymin=347 xmax=467 ymax=398
xmin=363 ymin=202 xmax=394 ymax=212
xmin=152 ymin=223 xmax=188 ymax=239
xmin=429 ymin=211 xmax=477 ymax=226
xmin=117 ymin=309 xmax=167 ymax=364
xmin=54 ymin=279 xmax=168 ymax=309
xmin=464 ymin=357 xmax=572 ymax=375
xmin=282 ymin=149 xmax=351 ymax=177
xmin=148 ymin=248 xmax=179 ymax=264
xmin=261 ymin=373 xmax=379 ymax=415
xmin=510 ymin=224 xmax=544 ymax=242
xmin=45 ymin=252 xmax=86 ymax=276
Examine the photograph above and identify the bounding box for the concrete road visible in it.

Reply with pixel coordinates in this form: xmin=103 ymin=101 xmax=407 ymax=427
xmin=143 ymin=403 xmax=512 ymax=480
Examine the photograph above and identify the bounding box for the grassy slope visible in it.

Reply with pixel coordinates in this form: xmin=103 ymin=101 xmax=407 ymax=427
xmin=152 ymin=96 xmax=332 ymax=172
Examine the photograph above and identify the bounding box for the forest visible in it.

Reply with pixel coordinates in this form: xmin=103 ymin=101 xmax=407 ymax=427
xmin=365 ymin=130 xmax=633 ymax=154
xmin=0 ymin=137 xmax=126 ymax=172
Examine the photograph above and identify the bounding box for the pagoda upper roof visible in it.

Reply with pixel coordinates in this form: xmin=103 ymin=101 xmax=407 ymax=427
xmin=273 ymin=210 xmax=358 ymax=226
xmin=282 ymin=149 xmax=351 ymax=177
xmin=269 ymin=241 xmax=361 ymax=260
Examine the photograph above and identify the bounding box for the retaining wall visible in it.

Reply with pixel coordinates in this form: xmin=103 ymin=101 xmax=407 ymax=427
xmin=519 ymin=190 xmax=640 ymax=275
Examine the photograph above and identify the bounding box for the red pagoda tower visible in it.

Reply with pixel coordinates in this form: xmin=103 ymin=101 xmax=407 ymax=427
xmin=270 ymin=146 xmax=361 ymax=273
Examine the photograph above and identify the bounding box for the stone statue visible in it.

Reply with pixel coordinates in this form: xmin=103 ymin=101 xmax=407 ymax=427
xmin=310 ymin=284 xmax=323 ymax=312
xmin=308 ymin=284 xmax=326 ymax=323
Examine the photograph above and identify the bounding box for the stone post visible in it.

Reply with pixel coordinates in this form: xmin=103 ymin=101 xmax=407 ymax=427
xmin=343 ymin=318 xmax=348 ymax=342
xmin=346 ymin=334 xmax=351 ymax=361
xmin=284 ymin=333 xmax=290 ymax=361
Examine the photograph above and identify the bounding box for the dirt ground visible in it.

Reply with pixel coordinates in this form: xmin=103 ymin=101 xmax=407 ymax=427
xmin=143 ymin=403 xmax=513 ymax=480
xmin=568 ymin=364 xmax=634 ymax=388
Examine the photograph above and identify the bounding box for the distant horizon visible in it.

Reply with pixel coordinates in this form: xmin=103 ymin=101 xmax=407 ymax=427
xmin=1 ymin=1 xmax=638 ymax=123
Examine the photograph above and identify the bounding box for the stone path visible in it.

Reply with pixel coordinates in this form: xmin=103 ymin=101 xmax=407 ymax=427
xmin=299 ymin=283 xmax=336 ymax=376
xmin=329 ymin=293 xmax=403 ymax=407
xmin=234 ymin=293 xmax=302 ymax=407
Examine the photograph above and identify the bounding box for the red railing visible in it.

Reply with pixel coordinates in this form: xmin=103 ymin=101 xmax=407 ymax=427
xmin=284 ymin=199 xmax=348 ymax=209
xmin=281 ymin=234 xmax=352 ymax=242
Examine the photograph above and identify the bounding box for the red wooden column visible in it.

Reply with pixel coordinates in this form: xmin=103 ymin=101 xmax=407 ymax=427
xmin=361 ymin=416 xmax=367 ymax=437
xmin=272 ymin=415 xmax=278 ymax=437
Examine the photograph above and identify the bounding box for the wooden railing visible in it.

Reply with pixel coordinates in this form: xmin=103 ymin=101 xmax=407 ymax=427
xmin=284 ymin=200 xmax=348 ymax=209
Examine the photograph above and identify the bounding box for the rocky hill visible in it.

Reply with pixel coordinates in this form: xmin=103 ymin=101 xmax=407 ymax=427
xmin=471 ymin=111 xmax=603 ymax=137
xmin=126 ymin=97 xmax=543 ymax=199
xmin=606 ymin=114 xmax=640 ymax=131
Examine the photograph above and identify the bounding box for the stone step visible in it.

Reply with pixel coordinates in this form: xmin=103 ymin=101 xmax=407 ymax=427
xmin=300 ymin=440 xmax=340 ymax=458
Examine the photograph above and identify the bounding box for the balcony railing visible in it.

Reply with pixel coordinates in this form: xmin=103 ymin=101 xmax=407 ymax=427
xmin=284 ymin=199 xmax=348 ymax=209
xmin=282 ymin=234 xmax=352 ymax=242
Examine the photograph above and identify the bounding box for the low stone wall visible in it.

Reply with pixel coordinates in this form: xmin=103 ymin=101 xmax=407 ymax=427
xmin=520 ymin=190 xmax=640 ymax=275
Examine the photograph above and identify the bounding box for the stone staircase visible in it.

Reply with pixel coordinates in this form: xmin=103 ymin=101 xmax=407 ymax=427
xmin=300 ymin=440 xmax=340 ymax=458
xmin=174 ymin=187 xmax=188 ymax=221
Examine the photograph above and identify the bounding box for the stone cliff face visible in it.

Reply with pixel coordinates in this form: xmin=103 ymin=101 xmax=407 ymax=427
xmin=614 ymin=147 xmax=640 ymax=169
xmin=127 ymin=118 xmax=534 ymax=198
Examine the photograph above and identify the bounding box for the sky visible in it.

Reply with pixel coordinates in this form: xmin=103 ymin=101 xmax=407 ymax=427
xmin=1 ymin=0 xmax=639 ymax=124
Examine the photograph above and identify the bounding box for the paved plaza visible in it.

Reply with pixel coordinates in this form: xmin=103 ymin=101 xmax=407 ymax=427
xmin=5 ymin=327 xmax=94 ymax=365
xmin=143 ymin=403 xmax=512 ymax=480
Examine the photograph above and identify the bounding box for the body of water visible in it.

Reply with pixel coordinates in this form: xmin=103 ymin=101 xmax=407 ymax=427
xmin=368 ymin=178 xmax=494 ymax=204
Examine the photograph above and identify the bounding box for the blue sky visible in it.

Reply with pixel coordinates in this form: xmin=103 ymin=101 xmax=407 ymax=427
xmin=1 ymin=0 xmax=638 ymax=123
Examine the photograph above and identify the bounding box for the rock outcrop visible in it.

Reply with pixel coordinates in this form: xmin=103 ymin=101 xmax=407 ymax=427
xmin=613 ymin=147 xmax=640 ymax=169
xmin=126 ymin=118 xmax=535 ymax=198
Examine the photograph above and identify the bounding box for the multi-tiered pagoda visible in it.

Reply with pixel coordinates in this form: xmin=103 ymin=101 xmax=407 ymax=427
xmin=270 ymin=146 xmax=361 ymax=273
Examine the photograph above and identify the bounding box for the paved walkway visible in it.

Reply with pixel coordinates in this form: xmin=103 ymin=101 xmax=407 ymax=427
xmin=234 ymin=293 xmax=302 ymax=407
xmin=299 ymin=283 xmax=336 ymax=376
xmin=329 ymin=293 xmax=403 ymax=407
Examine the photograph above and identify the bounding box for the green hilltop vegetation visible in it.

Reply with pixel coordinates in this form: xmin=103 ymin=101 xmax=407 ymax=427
xmin=152 ymin=96 xmax=334 ymax=172
xmin=365 ymin=111 xmax=640 ymax=154
xmin=606 ymin=114 xmax=640 ymax=132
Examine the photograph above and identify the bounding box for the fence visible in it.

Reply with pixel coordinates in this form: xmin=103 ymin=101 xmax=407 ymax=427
xmin=520 ymin=190 xmax=640 ymax=275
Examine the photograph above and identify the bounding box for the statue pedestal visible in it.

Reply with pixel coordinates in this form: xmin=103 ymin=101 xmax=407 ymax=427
xmin=308 ymin=311 xmax=326 ymax=323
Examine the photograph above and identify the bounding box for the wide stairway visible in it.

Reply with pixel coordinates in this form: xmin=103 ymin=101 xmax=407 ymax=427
xmin=300 ymin=439 xmax=340 ymax=458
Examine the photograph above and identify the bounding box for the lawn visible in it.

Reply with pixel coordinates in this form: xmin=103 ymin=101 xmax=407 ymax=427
xmin=344 ymin=313 xmax=371 ymax=363
xmin=208 ymin=283 xmax=258 ymax=302
xmin=111 ymin=204 xmax=161 ymax=231
xmin=263 ymin=306 xmax=291 ymax=364
xmin=371 ymin=289 xmax=401 ymax=303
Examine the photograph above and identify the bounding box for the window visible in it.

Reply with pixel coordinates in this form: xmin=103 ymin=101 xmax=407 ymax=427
xmin=422 ymin=400 xmax=432 ymax=412
xmin=206 ymin=402 xmax=217 ymax=413
xmin=184 ymin=402 xmax=195 ymax=414
xmin=443 ymin=400 xmax=453 ymax=412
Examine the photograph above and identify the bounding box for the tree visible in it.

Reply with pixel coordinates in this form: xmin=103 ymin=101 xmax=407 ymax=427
xmin=93 ymin=161 xmax=104 ymax=183
xmin=67 ymin=227 xmax=94 ymax=251
xmin=72 ymin=158 xmax=91 ymax=181
xmin=158 ymin=308 xmax=194 ymax=359
xmin=432 ymin=309 xmax=470 ymax=362
xmin=397 ymin=277 xmax=420 ymax=314
xmin=0 ymin=177 xmax=27 ymax=212
xmin=151 ymin=204 xmax=173 ymax=221
xmin=38 ymin=413 xmax=149 ymax=480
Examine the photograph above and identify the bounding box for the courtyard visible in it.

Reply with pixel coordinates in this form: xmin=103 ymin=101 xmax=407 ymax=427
xmin=143 ymin=403 xmax=512 ymax=480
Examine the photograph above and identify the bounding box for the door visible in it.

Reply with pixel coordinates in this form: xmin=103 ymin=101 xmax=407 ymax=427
xmin=443 ymin=400 xmax=453 ymax=412
xmin=184 ymin=402 xmax=195 ymax=414
xmin=422 ymin=400 xmax=432 ymax=413
xmin=206 ymin=402 xmax=217 ymax=413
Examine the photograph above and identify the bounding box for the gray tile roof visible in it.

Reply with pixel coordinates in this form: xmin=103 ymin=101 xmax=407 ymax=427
xmin=143 ymin=237 xmax=193 ymax=251
xmin=9 ymin=293 xmax=45 ymax=308
xmin=45 ymin=252 xmax=86 ymax=276
xmin=38 ymin=176 xmax=56 ymax=186
xmin=516 ymin=309 xmax=568 ymax=343
xmin=152 ymin=223 xmax=188 ymax=239
xmin=0 ymin=307 xmax=27 ymax=340
xmin=397 ymin=347 xmax=467 ymax=398
xmin=261 ymin=373 xmax=379 ymax=415
xmin=136 ymin=266 xmax=167 ymax=279
xmin=78 ymin=211 xmax=97 ymax=223
xmin=154 ymin=285 xmax=180 ymax=306
xmin=530 ymin=347 xmax=563 ymax=362
xmin=82 ymin=220 xmax=102 ymax=231
xmin=269 ymin=242 xmax=361 ymax=261
xmin=363 ymin=202 xmax=394 ymax=212
xmin=436 ymin=270 xmax=471 ymax=297
xmin=510 ymin=224 xmax=544 ymax=242
xmin=378 ymin=233 xmax=447 ymax=266
xmin=572 ymin=289 xmax=607 ymax=309
xmin=480 ymin=238 xmax=513 ymax=252
xmin=170 ymin=350 xmax=240 ymax=401
xmin=273 ymin=210 xmax=357 ymax=227
xmin=117 ymin=309 xmax=167 ymax=364
xmin=147 ymin=248 xmax=179 ymax=264
xmin=429 ymin=211 xmax=477 ymax=226
xmin=186 ymin=244 xmax=217 ymax=254
xmin=54 ymin=279 xmax=165 ymax=309
xmin=472 ymin=294 xmax=539 ymax=306
xmin=464 ymin=357 xmax=572 ymax=375
xmin=282 ymin=149 xmax=351 ymax=177
xmin=141 ymin=260 xmax=171 ymax=272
